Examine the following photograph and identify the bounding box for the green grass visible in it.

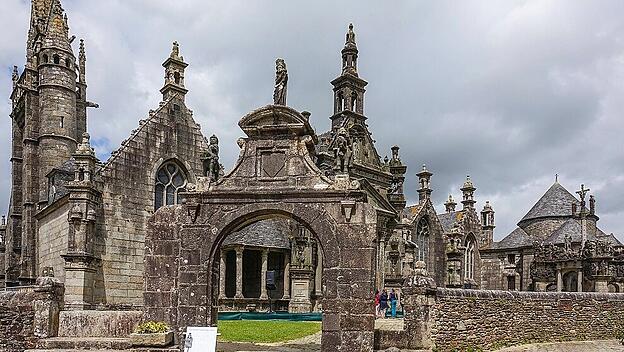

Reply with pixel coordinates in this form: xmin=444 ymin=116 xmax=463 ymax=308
xmin=217 ymin=320 xmax=321 ymax=343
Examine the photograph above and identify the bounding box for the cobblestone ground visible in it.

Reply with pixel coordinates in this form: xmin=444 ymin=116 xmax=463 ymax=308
xmin=497 ymin=340 xmax=624 ymax=352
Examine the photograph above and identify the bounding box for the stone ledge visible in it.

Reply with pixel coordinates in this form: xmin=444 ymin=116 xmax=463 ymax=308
xmin=436 ymin=287 xmax=624 ymax=301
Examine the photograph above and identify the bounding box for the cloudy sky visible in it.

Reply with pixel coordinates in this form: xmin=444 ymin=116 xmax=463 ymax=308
xmin=1 ymin=0 xmax=624 ymax=241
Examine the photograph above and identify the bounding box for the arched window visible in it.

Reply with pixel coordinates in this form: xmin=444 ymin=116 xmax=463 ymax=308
xmin=43 ymin=54 xmax=49 ymax=63
xmin=65 ymin=58 xmax=71 ymax=68
xmin=53 ymin=54 xmax=60 ymax=65
xmin=154 ymin=161 xmax=187 ymax=210
xmin=464 ymin=235 xmax=476 ymax=280
xmin=415 ymin=218 xmax=430 ymax=266
xmin=174 ymin=71 xmax=180 ymax=84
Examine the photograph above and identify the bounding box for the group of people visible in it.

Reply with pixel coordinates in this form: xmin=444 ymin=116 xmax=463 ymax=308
xmin=374 ymin=288 xmax=399 ymax=319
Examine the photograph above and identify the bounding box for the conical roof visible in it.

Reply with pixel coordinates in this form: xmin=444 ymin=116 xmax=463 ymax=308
xmin=519 ymin=182 xmax=580 ymax=223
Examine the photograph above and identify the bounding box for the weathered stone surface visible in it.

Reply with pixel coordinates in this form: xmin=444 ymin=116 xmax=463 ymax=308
xmin=58 ymin=310 xmax=142 ymax=338
xmin=130 ymin=331 xmax=174 ymax=347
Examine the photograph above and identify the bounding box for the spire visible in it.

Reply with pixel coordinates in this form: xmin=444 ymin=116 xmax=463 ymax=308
xmin=445 ymin=195 xmax=457 ymax=213
xmin=331 ymin=23 xmax=367 ymax=123
xmin=79 ymin=39 xmax=86 ymax=84
xmin=161 ymin=41 xmax=189 ymax=101
xmin=42 ymin=0 xmax=73 ymax=53
xmin=416 ymin=164 xmax=433 ymax=203
xmin=460 ymin=175 xmax=476 ymax=209
xmin=342 ymin=23 xmax=359 ymax=76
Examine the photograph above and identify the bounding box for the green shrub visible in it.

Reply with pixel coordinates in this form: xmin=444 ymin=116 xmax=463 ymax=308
xmin=135 ymin=321 xmax=169 ymax=334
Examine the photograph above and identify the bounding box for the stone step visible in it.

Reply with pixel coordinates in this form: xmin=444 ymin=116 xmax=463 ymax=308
xmin=27 ymin=349 xmax=179 ymax=352
xmin=58 ymin=310 xmax=142 ymax=338
xmin=36 ymin=337 xmax=132 ymax=350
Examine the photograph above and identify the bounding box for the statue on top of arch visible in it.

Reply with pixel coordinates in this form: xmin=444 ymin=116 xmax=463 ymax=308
xmin=201 ymin=134 xmax=221 ymax=182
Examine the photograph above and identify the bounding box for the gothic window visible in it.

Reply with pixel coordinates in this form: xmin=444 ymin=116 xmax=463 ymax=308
xmin=154 ymin=160 xmax=188 ymax=211
xmin=464 ymin=235 xmax=476 ymax=280
xmin=415 ymin=218 xmax=430 ymax=266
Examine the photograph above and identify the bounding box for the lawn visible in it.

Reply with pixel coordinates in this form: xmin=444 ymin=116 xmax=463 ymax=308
xmin=217 ymin=320 xmax=321 ymax=343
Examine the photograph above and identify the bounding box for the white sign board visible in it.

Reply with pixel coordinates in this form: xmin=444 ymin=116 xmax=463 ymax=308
xmin=184 ymin=326 xmax=218 ymax=352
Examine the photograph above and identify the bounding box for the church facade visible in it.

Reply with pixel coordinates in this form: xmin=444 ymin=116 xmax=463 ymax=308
xmin=2 ymin=0 xmax=623 ymax=313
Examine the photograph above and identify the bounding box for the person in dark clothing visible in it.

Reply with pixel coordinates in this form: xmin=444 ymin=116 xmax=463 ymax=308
xmin=390 ymin=289 xmax=398 ymax=318
xmin=379 ymin=289 xmax=389 ymax=319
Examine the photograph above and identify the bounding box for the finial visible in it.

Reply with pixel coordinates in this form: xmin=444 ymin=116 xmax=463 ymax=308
xmin=170 ymin=41 xmax=183 ymax=61
xmin=79 ymin=39 xmax=85 ymax=54
xmin=422 ymin=164 xmax=427 ymax=171
xmin=273 ymin=58 xmax=288 ymax=105
xmin=12 ymin=66 xmax=19 ymax=87
xmin=555 ymin=173 xmax=558 ymax=183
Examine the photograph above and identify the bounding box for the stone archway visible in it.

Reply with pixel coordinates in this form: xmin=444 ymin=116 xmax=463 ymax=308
xmin=143 ymin=105 xmax=379 ymax=352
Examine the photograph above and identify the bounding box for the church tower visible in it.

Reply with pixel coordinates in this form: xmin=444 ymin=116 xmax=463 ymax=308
xmin=5 ymin=0 xmax=86 ymax=285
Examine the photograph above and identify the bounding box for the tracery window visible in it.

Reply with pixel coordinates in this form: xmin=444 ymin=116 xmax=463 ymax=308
xmin=415 ymin=218 xmax=430 ymax=266
xmin=154 ymin=161 xmax=187 ymax=210
xmin=464 ymin=235 xmax=476 ymax=280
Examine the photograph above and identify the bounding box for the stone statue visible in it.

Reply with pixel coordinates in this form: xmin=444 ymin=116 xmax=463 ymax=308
xmin=333 ymin=128 xmax=351 ymax=173
xmin=273 ymin=58 xmax=288 ymax=105
xmin=202 ymin=134 xmax=220 ymax=181
xmin=564 ymin=233 xmax=572 ymax=255
xmin=12 ymin=66 xmax=18 ymax=86
xmin=346 ymin=23 xmax=356 ymax=45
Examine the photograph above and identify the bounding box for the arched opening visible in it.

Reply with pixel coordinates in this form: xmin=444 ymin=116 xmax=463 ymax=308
xmin=350 ymin=91 xmax=357 ymax=111
xmin=53 ymin=54 xmax=60 ymax=65
xmin=464 ymin=234 xmax=476 ymax=282
xmin=42 ymin=54 xmax=48 ymax=63
xmin=65 ymin=58 xmax=71 ymax=68
xmin=212 ymin=215 xmax=324 ymax=315
xmin=201 ymin=210 xmax=331 ymax=350
xmin=174 ymin=71 xmax=180 ymax=84
xmin=154 ymin=160 xmax=188 ymax=210
xmin=415 ymin=218 xmax=429 ymax=267
xmin=562 ymin=271 xmax=578 ymax=292
xmin=608 ymin=283 xmax=620 ymax=293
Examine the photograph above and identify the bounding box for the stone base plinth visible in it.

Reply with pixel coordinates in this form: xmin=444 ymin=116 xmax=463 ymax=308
xmin=130 ymin=331 xmax=174 ymax=347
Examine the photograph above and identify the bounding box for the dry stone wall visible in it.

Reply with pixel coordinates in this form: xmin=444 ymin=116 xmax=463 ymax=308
xmin=431 ymin=288 xmax=624 ymax=351
xmin=0 ymin=278 xmax=64 ymax=351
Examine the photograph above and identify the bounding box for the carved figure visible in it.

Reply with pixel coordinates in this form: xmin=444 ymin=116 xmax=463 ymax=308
xmin=201 ymin=135 xmax=220 ymax=181
xmin=333 ymin=128 xmax=351 ymax=173
xmin=564 ymin=233 xmax=572 ymax=255
xmin=273 ymin=58 xmax=288 ymax=105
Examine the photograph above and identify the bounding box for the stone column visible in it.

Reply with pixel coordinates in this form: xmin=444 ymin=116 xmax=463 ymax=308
xmin=283 ymin=253 xmax=291 ymax=299
xmin=235 ymin=246 xmax=244 ymax=299
xmin=377 ymin=238 xmax=386 ymax=290
xmin=577 ymin=270 xmax=583 ymax=292
xmin=556 ymin=269 xmax=562 ymax=292
xmin=219 ymin=249 xmax=227 ymax=299
xmin=260 ymin=249 xmax=268 ymax=300
xmin=315 ymin=247 xmax=323 ymax=295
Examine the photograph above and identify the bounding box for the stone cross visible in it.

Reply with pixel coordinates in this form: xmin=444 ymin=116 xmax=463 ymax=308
xmin=576 ymin=184 xmax=590 ymax=203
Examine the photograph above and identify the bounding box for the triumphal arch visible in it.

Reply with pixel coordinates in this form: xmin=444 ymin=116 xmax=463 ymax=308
xmin=144 ymin=104 xmax=380 ymax=351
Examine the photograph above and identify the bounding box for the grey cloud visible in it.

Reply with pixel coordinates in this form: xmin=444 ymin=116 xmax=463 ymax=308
xmin=1 ymin=0 xmax=623 ymax=242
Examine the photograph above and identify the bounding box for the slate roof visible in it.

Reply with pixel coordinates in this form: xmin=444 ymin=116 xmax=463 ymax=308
xmin=491 ymin=227 xmax=532 ymax=249
xmin=402 ymin=204 xmax=424 ymax=222
xmin=222 ymin=219 xmax=291 ymax=249
xmin=544 ymin=219 xmax=597 ymax=244
xmin=437 ymin=211 xmax=462 ymax=233
xmin=520 ymin=182 xmax=581 ymax=223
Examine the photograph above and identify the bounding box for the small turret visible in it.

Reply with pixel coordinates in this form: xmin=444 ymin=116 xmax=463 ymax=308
xmin=387 ymin=146 xmax=407 ymax=210
xmin=461 ymin=175 xmax=476 ymax=210
xmin=160 ymin=41 xmax=189 ymax=101
xmin=330 ymin=24 xmax=368 ymax=128
xmin=444 ymin=195 xmax=457 ymax=213
xmin=416 ymin=164 xmax=433 ymax=203
xmin=481 ymin=201 xmax=495 ymax=247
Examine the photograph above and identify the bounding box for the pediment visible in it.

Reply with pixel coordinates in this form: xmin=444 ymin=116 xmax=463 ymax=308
xmin=238 ymin=105 xmax=316 ymax=139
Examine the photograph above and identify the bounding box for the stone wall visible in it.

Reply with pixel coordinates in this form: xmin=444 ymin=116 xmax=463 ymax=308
xmin=96 ymin=95 xmax=206 ymax=306
xmin=36 ymin=200 xmax=70 ymax=282
xmin=395 ymin=287 xmax=624 ymax=351
xmin=0 ymin=278 xmax=64 ymax=351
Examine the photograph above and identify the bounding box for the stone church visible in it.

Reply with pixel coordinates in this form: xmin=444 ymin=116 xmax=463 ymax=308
xmin=2 ymin=0 xmax=624 ymax=314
